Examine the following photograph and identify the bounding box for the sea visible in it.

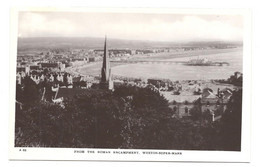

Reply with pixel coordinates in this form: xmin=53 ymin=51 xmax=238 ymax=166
xmin=111 ymin=49 xmax=243 ymax=81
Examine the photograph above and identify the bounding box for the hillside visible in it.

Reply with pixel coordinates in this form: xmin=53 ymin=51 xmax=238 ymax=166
xmin=17 ymin=37 xmax=242 ymax=51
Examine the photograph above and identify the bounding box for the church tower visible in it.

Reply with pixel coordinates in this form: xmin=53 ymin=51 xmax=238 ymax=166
xmin=100 ymin=36 xmax=113 ymax=90
xmin=101 ymin=36 xmax=110 ymax=82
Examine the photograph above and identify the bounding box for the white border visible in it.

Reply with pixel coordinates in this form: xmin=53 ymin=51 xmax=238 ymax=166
xmin=8 ymin=7 xmax=252 ymax=162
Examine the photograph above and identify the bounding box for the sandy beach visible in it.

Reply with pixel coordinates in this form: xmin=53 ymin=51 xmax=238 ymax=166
xmin=66 ymin=47 xmax=242 ymax=77
xmin=132 ymin=47 xmax=242 ymax=61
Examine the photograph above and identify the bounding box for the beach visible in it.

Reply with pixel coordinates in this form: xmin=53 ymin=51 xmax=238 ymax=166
xmin=66 ymin=47 xmax=242 ymax=80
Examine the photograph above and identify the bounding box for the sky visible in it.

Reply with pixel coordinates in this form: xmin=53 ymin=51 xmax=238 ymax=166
xmin=18 ymin=11 xmax=243 ymax=42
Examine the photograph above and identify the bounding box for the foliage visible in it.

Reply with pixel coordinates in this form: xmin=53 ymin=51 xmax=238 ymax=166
xmin=227 ymin=72 xmax=243 ymax=86
xmin=15 ymin=101 xmax=65 ymax=147
xmin=219 ymin=89 xmax=242 ymax=151
xmin=189 ymin=106 xmax=202 ymax=121
xmin=114 ymin=85 xmax=172 ymax=148
xmin=16 ymin=76 xmax=42 ymax=104
xmin=216 ymin=71 xmax=243 ymax=86
xmin=15 ymin=85 xmax=242 ymax=151
xmin=157 ymin=119 xmax=222 ymax=150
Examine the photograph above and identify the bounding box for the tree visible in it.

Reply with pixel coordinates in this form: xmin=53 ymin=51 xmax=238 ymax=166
xmin=21 ymin=76 xmax=41 ymax=104
xmin=15 ymin=101 xmax=64 ymax=147
xmin=202 ymin=109 xmax=212 ymax=121
xmin=220 ymin=89 xmax=242 ymax=151
xmin=114 ymin=86 xmax=173 ymax=149
xmin=16 ymin=84 xmax=24 ymax=102
xmin=190 ymin=106 xmax=202 ymax=121
xmin=15 ymin=84 xmax=239 ymax=150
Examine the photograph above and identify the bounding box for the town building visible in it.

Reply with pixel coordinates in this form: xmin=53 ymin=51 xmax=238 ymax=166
xmin=168 ymin=95 xmax=201 ymax=118
xmin=165 ymin=85 xmax=234 ymax=121
xmin=17 ymin=66 xmax=30 ymax=75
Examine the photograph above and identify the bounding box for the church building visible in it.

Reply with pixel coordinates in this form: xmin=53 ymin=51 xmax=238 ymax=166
xmin=100 ymin=36 xmax=114 ymax=90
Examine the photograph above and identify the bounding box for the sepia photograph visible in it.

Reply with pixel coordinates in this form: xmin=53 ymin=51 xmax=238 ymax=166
xmin=9 ymin=7 xmax=251 ymax=162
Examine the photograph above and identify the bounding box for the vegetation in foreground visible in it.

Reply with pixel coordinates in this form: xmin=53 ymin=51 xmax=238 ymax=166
xmin=15 ymin=82 xmax=242 ymax=151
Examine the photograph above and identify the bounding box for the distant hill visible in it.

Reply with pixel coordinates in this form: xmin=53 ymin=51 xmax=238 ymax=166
xmin=17 ymin=37 xmax=243 ymax=51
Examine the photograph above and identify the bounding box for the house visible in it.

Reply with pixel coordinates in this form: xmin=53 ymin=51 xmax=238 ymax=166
xmin=165 ymin=86 xmax=231 ymax=120
xmin=56 ymin=74 xmax=64 ymax=82
xmin=16 ymin=73 xmax=22 ymax=84
xmin=166 ymin=92 xmax=201 ymax=118
xmin=67 ymin=74 xmax=73 ymax=85
xmin=219 ymin=88 xmax=233 ymax=103
xmin=88 ymin=56 xmax=100 ymax=62
xmin=72 ymin=76 xmax=86 ymax=88
xmin=201 ymin=88 xmax=219 ymax=104
xmin=17 ymin=66 xmax=30 ymax=75
xmin=39 ymin=62 xmax=59 ymax=69
xmin=200 ymin=87 xmax=232 ymax=118
xmin=29 ymin=65 xmax=40 ymax=71
xmin=53 ymin=54 xmax=64 ymax=59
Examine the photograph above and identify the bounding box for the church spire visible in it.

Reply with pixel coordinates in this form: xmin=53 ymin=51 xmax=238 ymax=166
xmin=101 ymin=35 xmax=110 ymax=83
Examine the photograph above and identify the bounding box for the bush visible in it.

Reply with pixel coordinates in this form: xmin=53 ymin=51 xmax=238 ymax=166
xmin=15 ymin=85 xmax=242 ymax=151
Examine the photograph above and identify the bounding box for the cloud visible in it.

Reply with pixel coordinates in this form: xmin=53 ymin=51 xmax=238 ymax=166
xmin=19 ymin=12 xmax=77 ymax=37
xmin=18 ymin=12 xmax=243 ymax=41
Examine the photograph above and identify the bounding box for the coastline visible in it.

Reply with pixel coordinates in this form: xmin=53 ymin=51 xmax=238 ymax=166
xmin=66 ymin=47 xmax=242 ymax=77
xmin=131 ymin=47 xmax=242 ymax=61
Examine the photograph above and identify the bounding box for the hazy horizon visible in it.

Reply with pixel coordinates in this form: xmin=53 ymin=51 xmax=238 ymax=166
xmin=17 ymin=36 xmax=243 ymax=51
xmin=17 ymin=36 xmax=243 ymax=43
xmin=18 ymin=12 xmax=243 ymax=42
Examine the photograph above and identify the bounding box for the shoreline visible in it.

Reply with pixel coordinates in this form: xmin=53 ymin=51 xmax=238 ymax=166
xmin=131 ymin=47 xmax=242 ymax=61
xmin=66 ymin=47 xmax=242 ymax=78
